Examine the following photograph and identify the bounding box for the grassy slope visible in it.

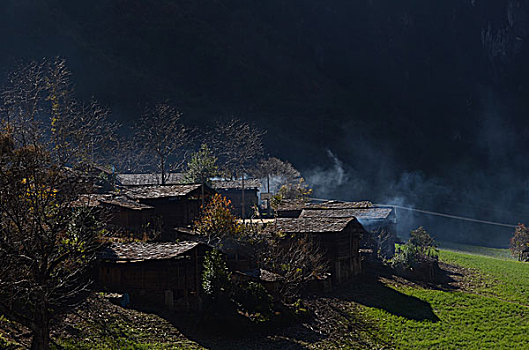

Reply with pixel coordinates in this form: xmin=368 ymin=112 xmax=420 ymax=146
xmin=349 ymin=249 xmax=529 ymax=350
xmin=437 ymin=241 xmax=513 ymax=260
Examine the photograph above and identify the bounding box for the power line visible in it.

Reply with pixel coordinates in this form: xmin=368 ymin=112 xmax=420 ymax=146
xmin=309 ymin=197 xmax=517 ymax=228
xmin=377 ymin=204 xmax=517 ymax=229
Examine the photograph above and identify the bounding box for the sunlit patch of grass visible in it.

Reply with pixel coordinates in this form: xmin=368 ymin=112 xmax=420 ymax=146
xmin=356 ymin=288 xmax=529 ymax=349
xmin=438 ymin=241 xmax=513 ymax=260
xmin=333 ymin=249 xmax=529 ymax=349
xmin=440 ymin=249 xmax=529 ymax=305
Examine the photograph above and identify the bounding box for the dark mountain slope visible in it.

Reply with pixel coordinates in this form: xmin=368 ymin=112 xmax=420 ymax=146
xmin=2 ymin=0 xmax=529 ymax=244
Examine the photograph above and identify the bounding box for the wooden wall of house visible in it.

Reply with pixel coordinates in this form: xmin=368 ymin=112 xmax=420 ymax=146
xmin=312 ymin=227 xmax=361 ymax=284
xmin=140 ymin=198 xmax=202 ymax=229
xmin=105 ymin=206 xmax=156 ymax=237
xmin=360 ymin=219 xmax=397 ymax=259
xmin=97 ymin=249 xmax=206 ymax=310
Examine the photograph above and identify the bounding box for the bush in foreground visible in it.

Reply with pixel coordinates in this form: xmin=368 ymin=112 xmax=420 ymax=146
xmin=391 ymin=227 xmax=440 ymax=281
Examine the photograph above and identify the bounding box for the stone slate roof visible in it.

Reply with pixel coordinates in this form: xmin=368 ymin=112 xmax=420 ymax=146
xmin=266 ymin=217 xmax=362 ymax=233
xmin=300 ymin=207 xmax=393 ymax=220
xmin=117 ymin=173 xmax=184 ymax=186
xmin=101 ymin=196 xmax=154 ymax=210
xmin=275 ymin=199 xmax=308 ymax=211
xmin=276 ymin=200 xmax=373 ymax=212
xmin=72 ymin=194 xmax=113 ymax=207
xmin=212 ymin=179 xmax=261 ymax=190
xmin=73 ymin=194 xmax=154 ymax=210
xmin=98 ymin=241 xmax=202 ymax=262
xmin=122 ymin=184 xmax=204 ymax=200
xmin=311 ymin=200 xmax=373 ymax=209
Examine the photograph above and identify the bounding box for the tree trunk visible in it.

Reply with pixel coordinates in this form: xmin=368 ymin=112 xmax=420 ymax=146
xmin=201 ymin=174 xmax=205 ymax=210
xmin=267 ymin=174 xmax=271 ymax=216
xmin=31 ymin=305 xmax=50 ymax=350
xmin=241 ymin=175 xmax=245 ymax=221
xmin=161 ymin=157 xmax=166 ymax=185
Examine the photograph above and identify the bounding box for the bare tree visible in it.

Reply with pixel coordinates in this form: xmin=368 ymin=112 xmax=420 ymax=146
xmin=213 ymin=118 xmax=265 ymax=218
xmin=58 ymin=99 xmax=119 ymax=166
xmin=1 ymin=59 xmax=48 ymax=148
xmin=1 ymin=58 xmax=119 ymax=167
xmin=259 ymin=235 xmax=328 ymax=301
xmin=253 ymin=157 xmax=301 ymax=191
xmin=0 ymin=129 xmax=102 ymax=350
xmin=132 ymin=103 xmax=189 ymax=184
xmin=253 ymin=157 xmax=302 ymax=214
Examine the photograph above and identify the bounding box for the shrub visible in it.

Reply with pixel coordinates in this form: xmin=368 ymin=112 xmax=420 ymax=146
xmin=510 ymin=224 xmax=529 ymax=261
xmin=233 ymin=282 xmax=273 ymax=315
xmin=391 ymin=227 xmax=438 ymax=272
xmin=202 ymin=249 xmax=232 ymax=300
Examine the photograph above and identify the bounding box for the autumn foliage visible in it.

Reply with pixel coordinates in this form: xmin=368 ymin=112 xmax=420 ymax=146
xmin=194 ymin=193 xmax=242 ymax=238
xmin=510 ymin=224 xmax=529 ymax=261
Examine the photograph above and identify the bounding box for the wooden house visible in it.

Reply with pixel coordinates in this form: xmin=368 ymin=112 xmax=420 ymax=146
xmin=100 ymin=195 xmax=156 ymax=234
xmin=266 ymin=217 xmax=364 ymax=284
xmin=212 ymin=179 xmax=261 ymax=219
xmin=299 ymin=201 xmax=397 ymax=258
xmin=274 ymin=200 xmax=397 ymax=259
xmin=73 ymin=194 xmax=156 ymax=237
xmin=122 ymin=184 xmax=215 ymax=235
xmin=97 ymin=241 xmax=212 ymax=310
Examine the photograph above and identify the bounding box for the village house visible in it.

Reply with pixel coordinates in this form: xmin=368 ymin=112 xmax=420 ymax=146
xmin=96 ymin=195 xmax=156 ymax=235
xmin=300 ymin=201 xmax=397 ymax=258
xmin=276 ymin=200 xmax=397 ymax=259
xmin=97 ymin=241 xmax=212 ymax=311
xmin=73 ymin=193 xmax=156 ymax=234
xmin=265 ymin=216 xmax=365 ymax=284
xmin=116 ymin=173 xmax=261 ymax=220
xmin=212 ymin=179 xmax=261 ymax=218
xmin=121 ymin=184 xmax=215 ymax=238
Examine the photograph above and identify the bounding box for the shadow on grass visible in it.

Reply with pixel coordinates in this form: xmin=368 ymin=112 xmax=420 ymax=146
xmin=346 ymin=279 xmax=440 ymax=322
xmin=330 ymin=264 xmax=442 ymax=322
xmin=135 ymin=303 xmax=325 ymax=350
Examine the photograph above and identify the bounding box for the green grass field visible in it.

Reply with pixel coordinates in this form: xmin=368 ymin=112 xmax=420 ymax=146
xmin=437 ymin=241 xmax=513 ymax=260
xmin=345 ymin=248 xmax=529 ymax=349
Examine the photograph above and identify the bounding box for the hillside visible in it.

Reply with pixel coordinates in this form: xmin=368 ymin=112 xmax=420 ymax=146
xmin=2 ymin=0 xmax=529 ymax=170
xmin=3 ymin=1 xmax=529 ymax=245
xmin=1 ymin=245 xmax=527 ymax=349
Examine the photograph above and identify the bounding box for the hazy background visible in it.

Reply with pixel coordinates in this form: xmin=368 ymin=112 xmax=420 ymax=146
xmin=2 ymin=0 xmax=529 ymax=246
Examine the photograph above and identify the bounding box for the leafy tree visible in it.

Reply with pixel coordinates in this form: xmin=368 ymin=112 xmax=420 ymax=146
xmin=253 ymin=157 xmax=304 ymax=214
xmin=183 ymin=143 xmax=218 ymax=185
xmin=202 ymin=249 xmax=232 ymax=310
xmin=0 ymin=129 xmax=103 ymax=350
xmin=253 ymin=157 xmax=300 ymax=192
xmin=409 ymin=226 xmax=436 ymax=256
xmin=194 ymin=193 xmax=242 ymax=242
xmin=510 ymin=224 xmax=529 ymax=261
xmin=277 ymin=177 xmax=313 ymax=201
xmin=233 ymin=281 xmax=273 ymax=316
